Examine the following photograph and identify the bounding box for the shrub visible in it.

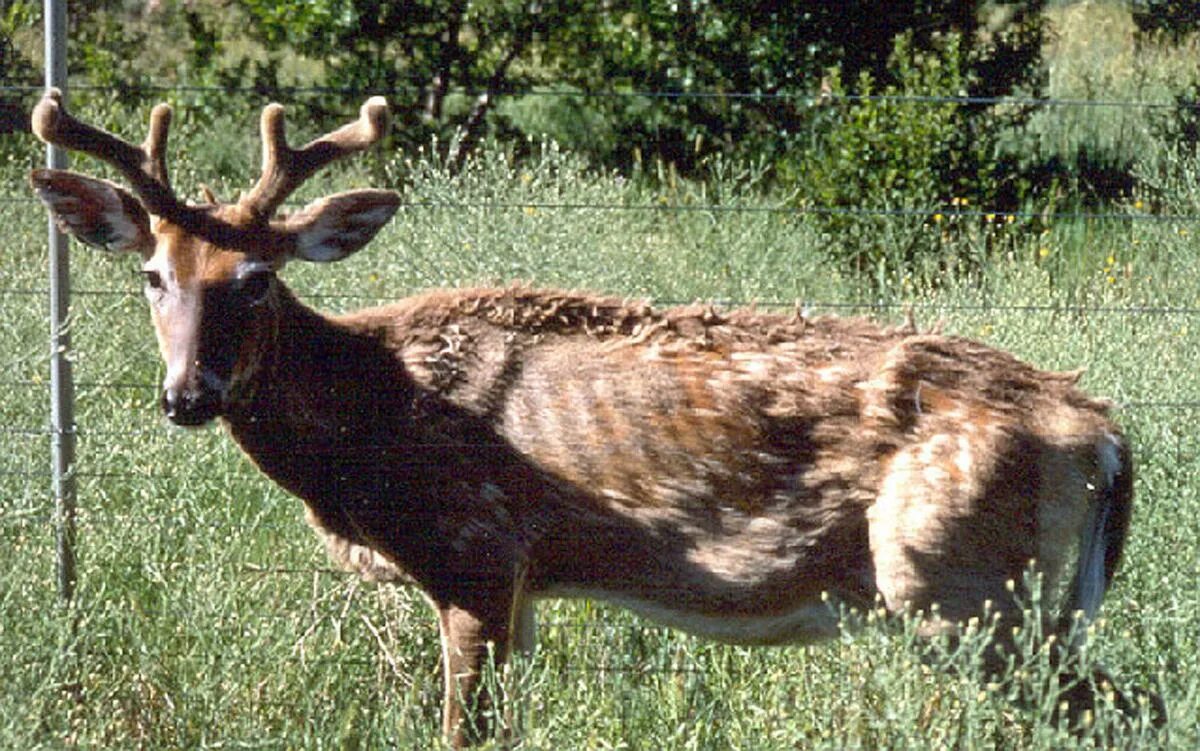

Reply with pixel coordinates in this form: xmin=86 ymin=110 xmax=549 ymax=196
xmin=785 ymin=33 xmax=1007 ymax=282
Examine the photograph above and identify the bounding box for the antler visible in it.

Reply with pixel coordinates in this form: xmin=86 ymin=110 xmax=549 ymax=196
xmin=241 ymin=96 xmax=390 ymax=220
xmin=31 ymin=87 xmax=181 ymax=219
xmin=30 ymin=89 xmax=393 ymax=254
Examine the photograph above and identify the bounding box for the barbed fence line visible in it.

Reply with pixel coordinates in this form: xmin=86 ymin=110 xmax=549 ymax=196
xmin=2 ymin=81 xmax=1198 ymax=109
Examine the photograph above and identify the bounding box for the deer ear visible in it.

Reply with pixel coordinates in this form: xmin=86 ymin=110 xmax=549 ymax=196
xmin=29 ymin=169 xmax=154 ymax=255
xmin=278 ymin=189 xmax=400 ymax=263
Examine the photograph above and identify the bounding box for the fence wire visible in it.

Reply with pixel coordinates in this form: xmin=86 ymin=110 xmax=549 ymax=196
xmin=2 ymin=81 xmax=1198 ymax=110
xmin=1 ymin=194 xmax=1200 ymax=225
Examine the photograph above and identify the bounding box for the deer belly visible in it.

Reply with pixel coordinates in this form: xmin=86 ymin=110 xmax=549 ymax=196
xmin=551 ymin=586 xmax=844 ymax=645
xmin=540 ymin=508 xmax=868 ymax=645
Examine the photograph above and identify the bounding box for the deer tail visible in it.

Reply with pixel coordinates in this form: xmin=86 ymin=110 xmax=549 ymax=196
xmin=1057 ymin=431 xmax=1134 ymax=637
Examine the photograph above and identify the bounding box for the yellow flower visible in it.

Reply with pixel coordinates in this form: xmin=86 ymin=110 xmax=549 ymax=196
xmin=933 ymin=213 xmax=944 ymax=224
xmin=523 ymin=205 xmax=537 ymax=216
xmin=1134 ymin=199 xmax=1144 ymax=210
xmin=1038 ymin=247 xmax=1050 ymax=258
xmin=1106 ymin=254 xmax=1116 ymax=266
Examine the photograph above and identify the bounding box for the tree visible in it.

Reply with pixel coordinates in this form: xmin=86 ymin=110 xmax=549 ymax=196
xmin=54 ymin=1 xmax=1045 ymax=175
xmin=221 ymin=1 xmax=563 ymax=167
xmin=218 ymin=1 xmax=1043 ymax=171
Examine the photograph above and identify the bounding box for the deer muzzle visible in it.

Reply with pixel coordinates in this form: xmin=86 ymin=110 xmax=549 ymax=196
xmin=160 ymin=362 xmax=231 ymax=427
xmin=161 ymin=384 xmax=222 ymax=426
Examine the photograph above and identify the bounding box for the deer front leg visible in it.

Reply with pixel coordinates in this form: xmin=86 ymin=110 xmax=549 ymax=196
xmin=438 ymin=604 xmax=506 ymax=747
xmin=435 ymin=576 xmax=531 ymax=747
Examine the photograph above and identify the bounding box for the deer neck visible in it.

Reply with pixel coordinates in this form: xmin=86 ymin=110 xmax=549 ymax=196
xmin=222 ymin=283 xmax=414 ymax=461
xmin=218 ymin=285 xmax=434 ymax=568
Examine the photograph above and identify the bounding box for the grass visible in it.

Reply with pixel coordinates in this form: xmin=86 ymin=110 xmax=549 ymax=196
xmin=3 ymin=101 xmax=1200 ymax=749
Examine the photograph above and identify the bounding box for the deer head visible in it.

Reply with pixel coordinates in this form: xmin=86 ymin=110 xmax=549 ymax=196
xmin=30 ymin=89 xmax=400 ymax=426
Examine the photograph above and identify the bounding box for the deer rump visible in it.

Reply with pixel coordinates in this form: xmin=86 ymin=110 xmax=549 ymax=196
xmin=290 ymin=287 xmax=1124 ymax=647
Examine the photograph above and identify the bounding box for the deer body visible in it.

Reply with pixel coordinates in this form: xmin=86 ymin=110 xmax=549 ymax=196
xmin=232 ymin=283 xmax=1115 ymax=633
xmin=29 ymin=91 xmax=1161 ymax=745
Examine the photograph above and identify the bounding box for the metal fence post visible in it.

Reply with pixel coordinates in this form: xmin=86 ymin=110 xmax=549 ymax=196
xmin=44 ymin=0 xmax=77 ymax=603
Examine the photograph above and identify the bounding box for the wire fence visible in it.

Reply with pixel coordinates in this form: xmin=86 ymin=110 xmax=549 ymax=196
xmin=3 ymin=81 xmax=1198 ymax=109
xmin=6 ymin=196 xmax=1200 ymax=227
xmin=3 ymin=78 xmax=1200 ymax=735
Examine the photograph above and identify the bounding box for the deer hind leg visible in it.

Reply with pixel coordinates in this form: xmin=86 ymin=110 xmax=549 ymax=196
xmin=869 ymin=436 xmax=1164 ymax=731
xmin=868 ymin=430 xmax=1039 ymax=632
xmin=867 ymin=434 xmax=1051 ymax=715
xmin=1030 ymin=437 xmax=1165 ymax=731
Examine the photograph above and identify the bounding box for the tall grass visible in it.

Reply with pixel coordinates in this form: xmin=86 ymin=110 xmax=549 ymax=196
xmin=1 ymin=118 xmax=1198 ymax=749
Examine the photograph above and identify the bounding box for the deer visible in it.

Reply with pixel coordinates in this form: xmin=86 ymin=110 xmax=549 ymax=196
xmin=29 ymin=89 xmax=1163 ymax=746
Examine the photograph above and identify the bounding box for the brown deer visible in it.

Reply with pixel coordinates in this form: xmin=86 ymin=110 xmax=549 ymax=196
xmin=29 ymin=89 xmax=1162 ymax=745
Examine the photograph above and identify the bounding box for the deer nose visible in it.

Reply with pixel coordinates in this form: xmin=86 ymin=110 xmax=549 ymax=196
xmin=161 ymin=386 xmax=221 ymax=427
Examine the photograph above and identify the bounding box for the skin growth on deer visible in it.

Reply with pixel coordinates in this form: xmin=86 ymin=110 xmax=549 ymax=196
xmin=29 ymin=90 xmax=1162 ymax=746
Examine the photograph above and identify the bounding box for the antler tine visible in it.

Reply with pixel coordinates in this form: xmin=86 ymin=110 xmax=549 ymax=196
xmin=143 ymin=103 xmax=173 ymax=187
xmin=242 ymin=96 xmax=390 ymax=220
xmin=31 ymin=87 xmax=181 ymax=218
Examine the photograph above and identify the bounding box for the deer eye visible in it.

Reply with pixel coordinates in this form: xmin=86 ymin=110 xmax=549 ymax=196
xmin=141 ymin=269 xmax=165 ymax=292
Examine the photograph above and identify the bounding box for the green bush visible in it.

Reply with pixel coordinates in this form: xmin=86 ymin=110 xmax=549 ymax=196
xmin=785 ymin=33 xmax=1006 ymax=282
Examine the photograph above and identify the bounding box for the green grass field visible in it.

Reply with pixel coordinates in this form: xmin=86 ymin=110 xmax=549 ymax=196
xmin=2 ymin=129 xmax=1199 ymax=750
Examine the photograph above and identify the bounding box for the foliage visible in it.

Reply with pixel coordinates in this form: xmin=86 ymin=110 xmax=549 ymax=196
xmin=1130 ymin=0 xmax=1200 ymax=39
xmin=1005 ymin=2 xmax=1200 ymax=215
xmin=0 ymin=0 xmax=38 ymax=136
xmin=0 ymin=0 xmax=37 ymax=85
xmin=788 ymin=33 xmax=1011 ymax=280
xmin=489 ymin=1 xmax=1046 ymax=172
xmin=60 ymin=1 xmax=1042 ymax=174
